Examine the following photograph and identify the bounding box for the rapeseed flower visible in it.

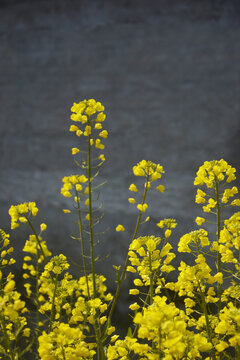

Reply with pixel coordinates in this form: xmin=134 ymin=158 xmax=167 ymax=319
xmin=8 ymin=202 xmax=38 ymax=229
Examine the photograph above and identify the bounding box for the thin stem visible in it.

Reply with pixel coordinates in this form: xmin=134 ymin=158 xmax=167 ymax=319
xmin=0 ymin=313 xmax=15 ymax=360
xmin=61 ymin=346 xmax=66 ymax=360
xmin=86 ymin=123 xmax=104 ymax=359
xmin=87 ymin=130 xmax=97 ymax=299
xmin=106 ymin=174 xmax=150 ymax=332
xmin=75 ymin=188 xmax=90 ymax=299
xmin=26 ymin=218 xmax=48 ymax=266
xmin=49 ymin=274 xmax=58 ymax=333
xmin=197 ymin=280 xmax=216 ymax=360
xmin=149 ymin=251 xmax=153 ymax=305
xmin=214 ymin=177 xmax=222 ymax=311
xmin=35 ymin=248 xmax=40 ymax=358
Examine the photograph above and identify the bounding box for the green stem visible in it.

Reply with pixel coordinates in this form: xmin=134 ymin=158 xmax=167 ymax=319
xmin=26 ymin=218 xmax=48 ymax=266
xmin=106 ymin=174 xmax=150 ymax=332
xmin=87 ymin=129 xmax=97 ymax=299
xmin=214 ymin=177 xmax=222 ymax=311
xmin=35 ymin=248 xmax=40 ymax=358
xmin=75 ymin=188 xmax=90 ymax=299
xmin=49 ymin=274 xmax=58 ymax=333
xmin=0 ymin=313 xmax=15 ymax=360
xmin=86 ymin=123 xmax=104 ymax=359
xmin=61 ymin=346 xmax=66 ymax=360
xmin=158 ymin=328 xmax=162 ymax=360
xmin=197 ymin=281 xmax=216 ymax=360
xmin=149 ymin=251 xmax=153 ymax=305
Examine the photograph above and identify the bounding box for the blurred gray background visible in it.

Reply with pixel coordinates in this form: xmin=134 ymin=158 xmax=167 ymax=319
xmin=0 ymin=0 xmax=240 ymax=316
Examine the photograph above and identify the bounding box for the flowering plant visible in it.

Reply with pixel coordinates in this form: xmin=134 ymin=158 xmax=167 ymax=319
xmin=0 ymin=99 xmax=239 ymax=359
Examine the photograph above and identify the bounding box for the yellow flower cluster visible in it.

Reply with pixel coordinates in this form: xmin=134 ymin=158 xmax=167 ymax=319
xmin=70 ymin=98 xmax=107 ymax=151
xmin=178 ymin=229 xmax=209 ymax=253
xmin=218 ymin=212 xmax=240 ymax=267
xmin=38 ymin=256 xmax=72 ymax=317
xmin=0 ymin=229 xmax=15 ymax=269
xmin=128 ymin=160 xmax=165 ymax=214
xmin=132 ymin=160 xmax=164 ymax=181
xmin=0 ymin=248 xmax=30 ymax=358
xmin=157 ymin=218 xmax=178 ymax=239
xmin=127 ymin=235 xmax=175 ymax=296
xmin=107 ymin=336 xmax=150 ymax=359
xmin=8 ymin=202 xmax=38 ymax=229
xmin=1 ymin=278 xmax=26 ymax=321
xmin=61 ymin=174 xmax=88 ymax=198
xmin=38 ymin=322 xmax=96 ymax=359
xmin=194 ymin=159 xmax=236 ymax=187
xmin=132 ymin=295 xmax=212 ymax=359
xmin=194 ymin=160 xmax=240 ymax=213
xmin=215 ymin=303 xmax=240 ymax=348
xmin=166 ymin=255 xmax=222 ymax=299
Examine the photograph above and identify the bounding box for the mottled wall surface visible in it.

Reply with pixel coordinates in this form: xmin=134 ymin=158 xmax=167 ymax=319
xmin=0 ymin=0 xmax=240 ymax=306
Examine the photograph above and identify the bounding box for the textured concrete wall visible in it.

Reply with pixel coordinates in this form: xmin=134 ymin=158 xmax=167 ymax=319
xmin=0 ymin=0 xmax=240 ymax=307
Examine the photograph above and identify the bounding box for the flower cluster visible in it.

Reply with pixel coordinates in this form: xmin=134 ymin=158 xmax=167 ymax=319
xmin=61 ymin=174 xmax=88 ymax=198
xmin=128 ymin=235 xmax=175 ymax=283
xmin=128 ymin=160 xmax=165 ymax=213
xmin=70 ymin=98 xmax=107 ymax=152
xmin=194 ymin=160 xmax=240 ymax=216
xmin=132 ymin=296 xmax=212 ymax=359
xmin=116 ymin=160 xmax=165 ymax=233
xmin=214 ymin=302 xmax=240 ymax=351
xmin=8 ymin=202 xmax=38 ymax=229
xmin=218 ymin=212 xmax=240 ymax=268
xmin=178 ymin=229 xmax=209 ymax=254
xmin=0 ymin=232 xmax=30 ymax=359
xmin=0 ymin=229 xmax=15 ymax=269
xmin=194 ymin=159 xmax=236 ymax=187
xmin=38 ymin=322 xmax=96 ymax=359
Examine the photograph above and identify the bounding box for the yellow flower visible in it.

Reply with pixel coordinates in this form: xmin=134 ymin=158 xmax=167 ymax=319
xmin=137 ymin=203 xmax=148 ymax=212
xmin=128 ymin=198 xmax=136 ymax=204
xmin=215 ymin=341 xmax=229 ymax=352
xmin=95 ymin=123 xmax=102 ymax=129
xmin=40 ymin=223 xmax=47 ymax=232
xmin=133 ymin=165 xmax=145 ymax=176
xmin=99 ymin=130 xmax=108 ymax=138
xmin=62 ymin=209 xmax=71 ymax=213
xmin=129 ymin=288 xmax=140 ymax=295
xmin=195 ymin=217 xmax=206 ymax=226
xmin=134 ymin=278 xmax=143 ymax=287
xmin=72 ymin=147 xmax=80 ymax=155
xmin=165 ymin=229 xmax=171 ymax=238
xmin=107 ymin=326 xmax=115 ymax=335
xmin=4 ymin=280 xmax=15 ymax=293
xmin=96 ymin=112 xmax=106 ymax=122
xmin=116 ymin=224 xmax=125 ymax=232
xmin=76 ymin=129 xmax=83 ymax=136
xmin=95 ymin=138 xmax=105 ymax=149
xmin=129 ymin=302 xmax=140 ymax=311
xmin=129 ymin=183 xmax=138 ymax=192
xmin=100 ymin=316 xmax=107 ymax=324
xmin=84 ymin=125 xmax=91 ymax=136
xmin=69 ymin=125 xmax=79 ymax=132
xmin=127 ymin=266 xmax=136 ymax=273
xmin=98 ymin=154 xmax=105 ymax=161
xmin=156 ymin=184 xmax=165 ymax=192
xmin=23 ymin=328 xmax=31 ymax=337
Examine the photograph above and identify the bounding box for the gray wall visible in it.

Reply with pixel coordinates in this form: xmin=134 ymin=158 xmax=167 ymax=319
xmin=0 ymin=1 xmax=240 ymax=296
